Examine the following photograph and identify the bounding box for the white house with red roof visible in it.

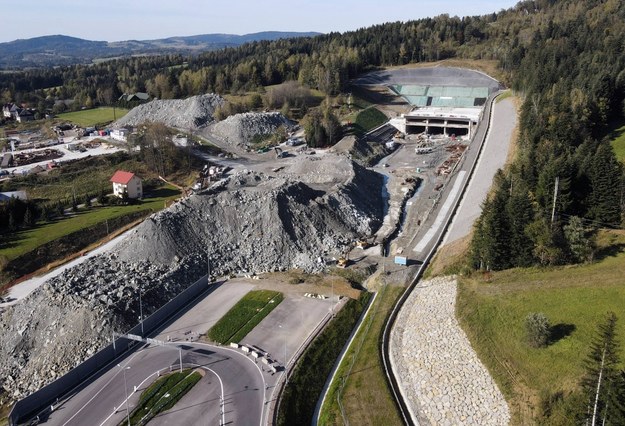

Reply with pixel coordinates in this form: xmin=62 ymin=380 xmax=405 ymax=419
xmin=110 ymin=170 xmax=142 ymax=199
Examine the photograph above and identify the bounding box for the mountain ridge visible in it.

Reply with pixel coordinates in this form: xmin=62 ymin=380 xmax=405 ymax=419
xmin=0 ymin=32 xmax=322 ymax=68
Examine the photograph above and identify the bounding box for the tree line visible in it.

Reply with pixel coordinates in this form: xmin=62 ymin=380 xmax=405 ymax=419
xmin=1 ymin=0 xmax=623 ymax=269
xmin=472 ymin=0 xmax=625 ymax=270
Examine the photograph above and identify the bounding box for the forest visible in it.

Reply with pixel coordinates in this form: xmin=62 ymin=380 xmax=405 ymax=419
xmin=1 ymin=0 xmax=624 ymax=270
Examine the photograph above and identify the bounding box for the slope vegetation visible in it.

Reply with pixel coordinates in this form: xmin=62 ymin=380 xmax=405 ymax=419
xmin=457 ymin=230 xmax=625 ymax=424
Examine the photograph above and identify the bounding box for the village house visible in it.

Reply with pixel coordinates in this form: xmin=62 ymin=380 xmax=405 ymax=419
xmin=2 ymin=103 xmax=19 ymax=119
xmin=110 ymin=170 xmax=142 ymax=199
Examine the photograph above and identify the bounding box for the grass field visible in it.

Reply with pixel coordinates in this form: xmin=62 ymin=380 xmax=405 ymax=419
xmin=207 ymin=290 xmax=283 ymax=344
xmin=350 ymin=107 xmax=387 ymax=135
xmin=57 ymin=107 xmax=128 ymax=127
xmin=1 ymin=154 xmax=150 ymax=206
xmin=609 ymin=120 xmax=625 ymax=163
xmin=319 ymin=284 xmax=404 ymax=426
xmin=0 ymin=186 xmax=180 ymax=262
xmin=129 ymin=369 xmax=201 ymax=425
xmin=456 ymin=229 xmax=625 ymax=424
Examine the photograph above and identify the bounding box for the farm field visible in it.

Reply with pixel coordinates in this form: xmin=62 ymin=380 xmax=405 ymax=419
xmin=456 ymin=229 xmax=625 ymax=423
xmin=57 ymin=107 xmax=129 ymax=127
xmin=207 ymin=290 xmax=283 ymax=344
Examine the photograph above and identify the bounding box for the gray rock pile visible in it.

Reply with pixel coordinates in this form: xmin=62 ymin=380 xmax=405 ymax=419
xmin=115 ymin=93 xmax=224 ymax=129
xmin=0 ymin=154 xmax=385 ymax=402
xmin=211 ymin=112 xmax=294 ymax=148
xmin=390 ymin=276 xmax=510 ymax=425
xmin=0 ymin=254 xmax=205 ymax=399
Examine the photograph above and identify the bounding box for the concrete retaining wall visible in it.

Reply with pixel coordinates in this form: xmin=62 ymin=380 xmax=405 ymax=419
xmin=9 ymin=275 xmax=214 ymax=425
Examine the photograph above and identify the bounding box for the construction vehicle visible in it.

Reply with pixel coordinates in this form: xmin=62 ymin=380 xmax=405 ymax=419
xmin=355 ymin=238 xmax=369 ymax=249
xmin=337 ymin=248 xmax=350 ymax=268
xmin=274 ymin=147 xmax=287 ymax=158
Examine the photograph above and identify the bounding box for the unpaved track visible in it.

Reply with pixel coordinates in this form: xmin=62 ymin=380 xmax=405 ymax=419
xmin=444 ymin=97 xmax=517 ymax=244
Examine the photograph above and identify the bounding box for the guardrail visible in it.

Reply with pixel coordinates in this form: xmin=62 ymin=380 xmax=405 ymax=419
xmin=8 ymin=275 xmax=219 ymax=425
xmin=379 ymin=91 xmax=501 ymax=425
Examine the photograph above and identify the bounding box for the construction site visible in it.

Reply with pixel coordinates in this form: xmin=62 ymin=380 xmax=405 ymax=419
xmin=0 ymin=66 xmax=504 ymax=425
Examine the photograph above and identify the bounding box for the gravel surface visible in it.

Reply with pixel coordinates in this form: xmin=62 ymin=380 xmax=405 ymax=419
xmin=211 ymin=112 xmax=294 ymax=148
xmin=115 ymin=93 xmax=224 ymax=129
xmin=390 ymin=276 xmax=510 ymax=425
xmin=355 ymin=67 xmax=501 ymax=93
xmin=444 ymin=97 xmax=517 ymax=244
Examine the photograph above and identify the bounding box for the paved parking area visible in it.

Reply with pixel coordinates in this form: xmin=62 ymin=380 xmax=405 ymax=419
xmin=241 ymin=294 xmax=338 ymax=366
xmin=155 ymin=281 xmax=255 ymax=342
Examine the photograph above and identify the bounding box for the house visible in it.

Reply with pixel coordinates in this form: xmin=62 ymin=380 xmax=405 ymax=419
xmin=110 ymin=170 xmax=142 ymax=199
xmin=110 ymin=128 xmax=130 ymax=142
xmin=2 ymin=103 xmax=19 ymax=119
xmin=15 ymin=108 xmax=34 ymax=122
xmin=118 ymin=92 xmax=150 ymax=103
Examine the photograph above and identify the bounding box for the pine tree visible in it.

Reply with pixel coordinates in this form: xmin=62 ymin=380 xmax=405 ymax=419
xmin=563 ymin=216 xmax=593 ymax=263
xmin=581 ymin=312 xmax=624 ymax=426
xmin=588 ymin=144 xmax=623 ymax=226
xmin=23 ymin=207 xmax=34 ymax=228
xmin=506 ymin=187 xmax=535 ymax=266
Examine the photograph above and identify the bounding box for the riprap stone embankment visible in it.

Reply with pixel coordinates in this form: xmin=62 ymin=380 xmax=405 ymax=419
xmin=390 ymin=276 xmax=510 ymax=425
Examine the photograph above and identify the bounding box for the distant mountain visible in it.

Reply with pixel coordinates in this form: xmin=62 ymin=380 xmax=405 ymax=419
xmin=0 ymin=32 xmax=321 ymax=69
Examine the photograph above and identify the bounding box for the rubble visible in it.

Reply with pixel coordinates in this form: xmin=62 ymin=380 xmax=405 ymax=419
xmin=210 ymin=112 xmax=294 ymax=148
xmin=0 ymin=154 xmax=385 ymax=401
xmin=115 ymin=93 xmax=224 ymax=129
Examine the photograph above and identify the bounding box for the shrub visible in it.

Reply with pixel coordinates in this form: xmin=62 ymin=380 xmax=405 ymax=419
xmin=526 ymin=312 xmax=551 ymax=348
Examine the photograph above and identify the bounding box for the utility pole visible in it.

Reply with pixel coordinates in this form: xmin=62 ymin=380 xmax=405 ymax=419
xmin=551 ymin=176 xmax=559 ymax=225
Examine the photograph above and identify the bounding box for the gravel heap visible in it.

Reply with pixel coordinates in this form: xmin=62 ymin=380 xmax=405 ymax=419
xmin=390 ymin=276 xmax=510 ymax=425
xmin=211 ymin=112 xmax=294 ymax=148
xmin=115 ymin=93 xmax=224 ymax=129
xmin=0 ymin=154 xmax=384 ymax=402
xmin=0 ymin=254 xmax=204 ymax=400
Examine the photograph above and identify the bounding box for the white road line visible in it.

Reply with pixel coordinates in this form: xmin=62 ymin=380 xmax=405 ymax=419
xmin=61 ymin=352 xmax=143 ymax=426
xmin=413 ymin=171 xmax=466 ymax=253
xmin=199 ymin=365 xmax=225 ymax=426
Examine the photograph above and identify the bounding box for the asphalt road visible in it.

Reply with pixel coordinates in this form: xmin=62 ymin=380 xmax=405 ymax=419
xmin=45 ymin=343 xmax=265 ymax=426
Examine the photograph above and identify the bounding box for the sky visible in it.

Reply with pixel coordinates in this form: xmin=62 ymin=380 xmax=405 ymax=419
xmin=0 ymin=0 xmax=519 ymax=43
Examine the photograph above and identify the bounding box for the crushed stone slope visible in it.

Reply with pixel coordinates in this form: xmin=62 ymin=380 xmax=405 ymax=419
xmin=0 ymin=154 xmax=384 ymax=402
xmin=115 ymin=93 xmax=224 ymax=129
xmin=210 ymin=112 xmax=294 ymax=148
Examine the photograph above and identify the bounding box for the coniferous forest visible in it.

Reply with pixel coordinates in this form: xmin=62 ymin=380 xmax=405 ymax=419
xmin=1 ymin=0 xmax=624 ymax=269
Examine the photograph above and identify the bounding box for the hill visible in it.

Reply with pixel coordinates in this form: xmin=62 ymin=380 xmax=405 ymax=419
xmin=0 ymin=31 xmax=321 ymax=68
xmin=457 ymin=230 xmax=625 ymax=424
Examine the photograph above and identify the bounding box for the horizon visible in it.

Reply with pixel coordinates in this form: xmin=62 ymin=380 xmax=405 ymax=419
xmin=1 ymin=0 xmax=518 ymax=43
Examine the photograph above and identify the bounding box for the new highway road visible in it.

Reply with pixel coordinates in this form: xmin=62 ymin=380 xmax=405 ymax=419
xmin=45 ymin=342 xmax=265 ymax=426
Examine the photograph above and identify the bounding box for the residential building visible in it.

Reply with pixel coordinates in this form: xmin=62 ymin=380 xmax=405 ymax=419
xmin=110 ymin=170 xmax=142 ymax=199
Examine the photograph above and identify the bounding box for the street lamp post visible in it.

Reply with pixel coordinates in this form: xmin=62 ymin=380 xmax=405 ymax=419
xmin=117 ymin=364 xmax=131 ymax=426
xmin=139 ymin=283 xmax=144 ymax=336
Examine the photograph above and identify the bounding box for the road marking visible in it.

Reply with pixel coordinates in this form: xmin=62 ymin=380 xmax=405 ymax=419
xmin=413 ymin=171 xmax=466 ymax=253
xmin=61 ymin=352 xmax=143 ymax=426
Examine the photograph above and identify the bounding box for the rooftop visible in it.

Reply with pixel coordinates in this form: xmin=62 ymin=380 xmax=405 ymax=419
xmin=110 ymin=170 xmax=137 ymax=185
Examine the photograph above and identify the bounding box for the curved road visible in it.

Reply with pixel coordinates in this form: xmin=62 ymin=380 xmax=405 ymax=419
xmin=45 ymin=342 xmax=265 ymax=426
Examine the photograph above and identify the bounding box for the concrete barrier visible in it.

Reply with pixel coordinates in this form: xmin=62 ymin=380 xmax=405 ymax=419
xmin=9 ymin=274 xmax=216 ymax=425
